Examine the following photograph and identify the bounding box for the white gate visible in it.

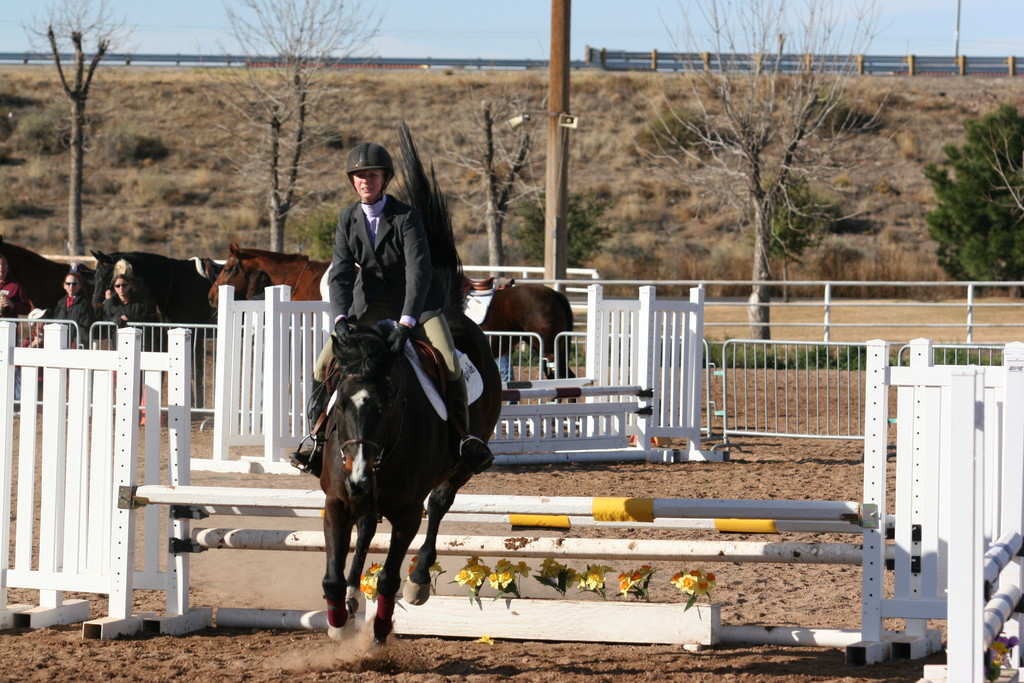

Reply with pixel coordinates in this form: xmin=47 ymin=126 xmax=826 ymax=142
xmin=206 ymin=285 xmax=329 ymax=473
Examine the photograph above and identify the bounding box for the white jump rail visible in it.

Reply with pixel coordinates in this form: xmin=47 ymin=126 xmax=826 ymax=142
xmin=120 ymin=482 xmax=881 ymax=646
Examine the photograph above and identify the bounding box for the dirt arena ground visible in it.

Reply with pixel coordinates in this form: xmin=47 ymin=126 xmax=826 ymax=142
xmin=1 ymin=428 xmax=945 ymax=682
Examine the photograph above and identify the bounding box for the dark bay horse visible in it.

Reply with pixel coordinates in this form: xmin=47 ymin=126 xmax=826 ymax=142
xmin=91 ymin=250 xmax=215 ymax=324
xmin=319 ymin=122 xmax=501 ymax=647
xmin=323 ymin=315 xmax=500 ymax=643
xmin=0 ymin=237 xmax=93 ymax=310
xmin=208 ymin=244 xmax=329 ymax=307
xmin=474 ymin=282 xmax=577 ymax=380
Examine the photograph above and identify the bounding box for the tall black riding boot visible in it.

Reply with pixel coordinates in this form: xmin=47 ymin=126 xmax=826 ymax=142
xmin=446 ymin=374 xmax=494 ymax=474
xmin=290 ymin=379 xmax=329 ymax=477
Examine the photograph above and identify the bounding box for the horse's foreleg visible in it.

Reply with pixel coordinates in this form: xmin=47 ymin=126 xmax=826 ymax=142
xmin=343 ymin=513 xmax=378 ymax=618
xmin=322 ymin=497 xmax=353 ymax=632
xmin=373 ymin=507 xmax=422 ymax=646
xmin=406 ymin=478 xmax=467 ymax=605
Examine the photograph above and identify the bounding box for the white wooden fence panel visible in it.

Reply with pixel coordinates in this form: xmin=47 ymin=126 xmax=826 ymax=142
xmin=208 ymin=286 xmax=329 ymax=473
xmin=0 ymin=324 xmax=194 ymax=634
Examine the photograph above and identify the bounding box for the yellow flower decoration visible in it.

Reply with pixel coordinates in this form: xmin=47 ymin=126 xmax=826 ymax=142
xmin=671 ymin=569 xmax=718 ymax=611
xmin=452 ymin=556 xmax=491 ymax=603
xmin=359 ymin=562 xmax=383 ymax=600
xmin=476 ymin=635 xmax=495 ymax=646
xmin=577 ymin=564 xmax=614 ymax=599
xmin=487 ymin=559 xmax=532 ymax=599
xmin=617 ymin=565 xmax=656 ymax=600
xmin=534 ymin=558 xmax=579 ymax=597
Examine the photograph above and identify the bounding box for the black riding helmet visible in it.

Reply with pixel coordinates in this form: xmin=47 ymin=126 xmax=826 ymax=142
xmin=346 ymin=142 xmax=394 ymax=187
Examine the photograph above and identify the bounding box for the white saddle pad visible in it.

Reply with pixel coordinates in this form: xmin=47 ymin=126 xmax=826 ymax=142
xmin=319 ymin=263 xmax=332 ymax=302
xmin=464 ymin=289 xmax=494 ymax=325
xmin=403 ymin=343 xmax=484 ymax=421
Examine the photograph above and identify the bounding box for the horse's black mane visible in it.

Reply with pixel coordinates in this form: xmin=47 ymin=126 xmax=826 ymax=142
xmin=333 ymin=325 xmax=393 ymax=380
xmin=394 ymin=122 xmax=464 ymax=312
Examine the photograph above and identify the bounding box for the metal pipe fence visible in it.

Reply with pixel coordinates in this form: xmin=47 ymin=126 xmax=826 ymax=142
xmin=89 ymin=321 xmax=218 ymax=418
xmin=713 ymin=340 xmax=869 ymax=445
xmin=0 ymin=316 xmax=81 ymax=349
xmin=3 ymin=316 xmax=81 ymax=410
xmin=532 ymin=280 xmax=1024 ymax=345
xmin=895 ymin=343 xmax=1006 ymax=366
xmin=485 ymin=331 xmax=546 ymax=385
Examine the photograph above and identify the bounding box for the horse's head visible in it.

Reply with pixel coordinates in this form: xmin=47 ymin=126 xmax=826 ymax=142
xmin=90 ymin=251 xmax=116 ymax=308
xmin=208 ymin=244 xmax=252 ymax=308
xmin=326 ymin=324 xmax=398 ymax=500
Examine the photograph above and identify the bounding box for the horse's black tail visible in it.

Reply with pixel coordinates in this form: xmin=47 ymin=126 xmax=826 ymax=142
xmin=395 ymin=121 xmax=464 ymax=311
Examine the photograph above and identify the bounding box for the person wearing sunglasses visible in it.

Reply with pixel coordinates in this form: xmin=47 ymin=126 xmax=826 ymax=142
xmin=102 ymin=274 xmax=157 ymax=328
xmin=52 ymin=265 xmax=95 ymax=348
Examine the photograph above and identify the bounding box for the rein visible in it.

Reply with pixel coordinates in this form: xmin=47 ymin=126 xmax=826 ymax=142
xmin=289 ymin=256 xmax=312 ymax=294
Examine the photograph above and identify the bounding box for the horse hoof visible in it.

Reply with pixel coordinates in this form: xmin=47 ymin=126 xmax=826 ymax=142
xmin=346 ymin=596 xmax=361 ymax=617
xmin=328 ymin=625 xmax=346 ymax=641
xmin=368 ymin=636 xmax=387 ymax=652
xmin=402 ymin=580 xmax=431 ymax=605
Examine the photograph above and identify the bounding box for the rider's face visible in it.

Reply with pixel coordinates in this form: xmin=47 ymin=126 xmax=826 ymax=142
xmin=351 ymin=169 xmax=385 ymax=203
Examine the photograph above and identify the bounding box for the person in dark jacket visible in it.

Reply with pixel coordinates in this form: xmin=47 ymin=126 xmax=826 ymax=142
xmin=53 ymin=267 xmax=95 ymax=348
xmin=102 ymin=274 xmax=157 ymax=327
xmin=292 ymin=141 xmax=492 ymax=478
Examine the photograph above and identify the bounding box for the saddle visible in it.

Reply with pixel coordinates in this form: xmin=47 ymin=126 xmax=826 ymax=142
xmin=318 ymin=338 xmax=450 ymax=421
xmin=465 ymin=276 xmax=515 ymax=293
xmin=409 ymin=338 xmax=449 ymax=397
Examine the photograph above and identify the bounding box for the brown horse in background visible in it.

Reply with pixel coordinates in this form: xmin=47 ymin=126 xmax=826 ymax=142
xmin=0 ymin=236 xmax=92 ymax=311
xmin=208 ymin=244 xmax=329 ymax=307
xmin=473 ymin=281 xmax=577 ymax=380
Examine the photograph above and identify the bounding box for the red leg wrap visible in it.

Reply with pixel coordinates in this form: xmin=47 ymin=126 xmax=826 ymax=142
xmin=373 ymin=594 xmax=395 ymax=641
xmin=326 ymin=598 xmax=348 ymax=628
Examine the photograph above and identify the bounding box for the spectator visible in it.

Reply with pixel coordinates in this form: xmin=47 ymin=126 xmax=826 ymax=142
xmin=23 ymin=307 xmax=47 ymax=348
xmin=102 ymin=274 xmax=157 ymax=328
xmin=53 ymin=265 xmax=95 ymax=348
xmin=0 ymin=255 xmax=31 ymax=318
xmin=14 ymin=308 xmax=47 ymax=402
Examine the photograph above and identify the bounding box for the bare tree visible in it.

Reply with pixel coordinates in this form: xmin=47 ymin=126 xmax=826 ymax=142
xmin=217 ymin=0 xmax=380 ymax=251
xmin=29 ymin=0 xmax=128 ymax=256
xmin=646 ymin=0 xmax=881 ymax=338
xmin=443 ymin=92 xmax=538 ymax=266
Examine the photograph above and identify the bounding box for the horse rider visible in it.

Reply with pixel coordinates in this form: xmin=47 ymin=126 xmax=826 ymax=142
xmin=292 ymin=142 xmax=493 ymax=478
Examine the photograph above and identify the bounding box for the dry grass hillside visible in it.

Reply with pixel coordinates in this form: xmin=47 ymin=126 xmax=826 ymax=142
xmin=0 ymin=65 xmax=1022 ymax=284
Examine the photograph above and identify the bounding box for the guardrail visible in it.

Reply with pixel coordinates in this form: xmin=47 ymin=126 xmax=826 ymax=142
xmin=0 ymin=52 xmax=572 ymax=70
xmin=584 ymin=48 xmax=1024 ymax=76
xmin=3 ymin=49 xmax=1021 ymax=76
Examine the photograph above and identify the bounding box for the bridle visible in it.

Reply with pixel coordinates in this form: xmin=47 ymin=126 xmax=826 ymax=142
xmin=332 ymin=366 xmax=407 ymax=501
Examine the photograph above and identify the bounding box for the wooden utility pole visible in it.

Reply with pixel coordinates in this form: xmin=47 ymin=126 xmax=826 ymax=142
xmin=544 ymin=0 xmax=570 ymax=281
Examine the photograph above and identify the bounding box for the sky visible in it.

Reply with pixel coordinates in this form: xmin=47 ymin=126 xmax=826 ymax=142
xmin=0 ymin=1 xmax=1022 ymax=60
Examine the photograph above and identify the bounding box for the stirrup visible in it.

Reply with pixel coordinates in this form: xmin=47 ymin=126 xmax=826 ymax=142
xmin=289 ymin=434 xmax=322 ymax=475
xmin=458 ymin=435 xmax=494 ymax=475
